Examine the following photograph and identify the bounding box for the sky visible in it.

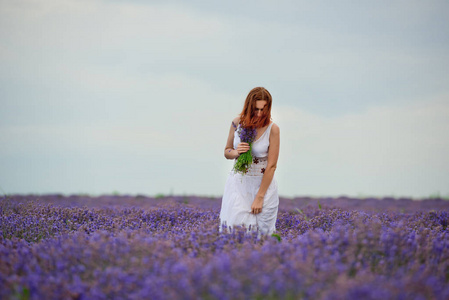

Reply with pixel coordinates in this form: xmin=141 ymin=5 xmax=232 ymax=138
xmin=1 ymin=0 xmax=448 ymax=199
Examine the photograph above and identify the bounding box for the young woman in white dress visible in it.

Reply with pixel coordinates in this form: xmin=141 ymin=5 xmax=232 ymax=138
xmin=219 ymin=87 xmax=280 ymax=235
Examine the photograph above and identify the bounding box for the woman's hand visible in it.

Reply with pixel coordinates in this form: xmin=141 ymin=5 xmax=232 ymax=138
xmin=251 ymin=194 xmax=264 ymax=214
xmin=236 ymin=142 xmax=250 ymax=154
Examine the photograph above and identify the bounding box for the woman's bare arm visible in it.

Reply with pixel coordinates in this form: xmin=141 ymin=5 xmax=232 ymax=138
xmin=251 ymin=123 xmax=280 ymax=214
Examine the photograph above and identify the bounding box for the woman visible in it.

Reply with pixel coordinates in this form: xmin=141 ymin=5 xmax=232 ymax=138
xmin=219 ymin=87 xmax=280 ymax=235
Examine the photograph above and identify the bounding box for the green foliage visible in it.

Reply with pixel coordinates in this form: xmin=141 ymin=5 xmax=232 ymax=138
xmin=155 ymin=193 xmax=165 ymax=199
xmin=427 ymin=191 xmax=449 ymax=200
xmin=295 ymin=208 xmax=309 ymax=221
xmin=233 ymin=144 xmax=254 ymax=175
xmin=271 ymin=233 xmax=281 ymax=242
xmin=14 ymin=287 xmax=30 ymax=300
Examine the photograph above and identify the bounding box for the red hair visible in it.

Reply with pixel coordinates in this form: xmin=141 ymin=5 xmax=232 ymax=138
xmin=239 ymin=87 xmax=272 ymax=129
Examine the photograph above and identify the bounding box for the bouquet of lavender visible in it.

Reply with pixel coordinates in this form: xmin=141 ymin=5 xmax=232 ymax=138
xmin=233 ymin=126 xmax=257 ymax=175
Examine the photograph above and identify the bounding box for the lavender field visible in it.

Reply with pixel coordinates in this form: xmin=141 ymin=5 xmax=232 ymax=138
xmin=1 ymin=194 xmax=449 ymax=299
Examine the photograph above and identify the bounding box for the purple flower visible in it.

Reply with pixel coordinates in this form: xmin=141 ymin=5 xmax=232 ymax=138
xmin=233 ymin=126 xmax=257 ymax=175
xmin=1 ymin=195 xmax=449 ymax=299
xmin=238 ymin=127 xmax=257 ymax=143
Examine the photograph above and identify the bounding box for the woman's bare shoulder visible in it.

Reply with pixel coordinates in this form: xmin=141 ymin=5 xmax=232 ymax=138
xmin=231 ymin=116 xmax=240 ymax=128
xmin=270 ymin=122 xmax=280 ymax=134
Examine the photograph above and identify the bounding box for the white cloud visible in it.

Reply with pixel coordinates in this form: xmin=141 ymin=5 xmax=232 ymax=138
xmin=274 ymin=94 xmax=449 ymax=197
xmin=2 ymin=92 xmax=447 ymax=198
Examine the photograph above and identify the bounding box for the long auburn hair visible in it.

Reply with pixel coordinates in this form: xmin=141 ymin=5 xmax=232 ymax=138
xmin=239 ymin=87 xmax=272 ymax=129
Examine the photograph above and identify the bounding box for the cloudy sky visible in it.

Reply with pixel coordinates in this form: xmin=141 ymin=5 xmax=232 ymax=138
xmin=1 ymin=0 xmax=448 ymax=198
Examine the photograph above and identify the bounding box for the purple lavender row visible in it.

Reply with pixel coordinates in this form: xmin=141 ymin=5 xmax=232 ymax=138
xmin=7 ymin=194 xmax=449 ymax=213
xmin=1 ymin=220 xmax=448 ymax=299
xmin=1 ymin=196 xmax=449 ymax=299
xmin=2 ymin=197 xmax=448 ymax=242
xmin=1 ymin=227 xmax=448 ymax=299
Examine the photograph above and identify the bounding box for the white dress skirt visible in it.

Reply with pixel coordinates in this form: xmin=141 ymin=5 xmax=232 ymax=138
xmin=219 ymin=122 xmax=279 ymax=235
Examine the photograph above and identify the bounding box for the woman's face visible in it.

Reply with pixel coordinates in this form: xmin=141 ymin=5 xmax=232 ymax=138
xmin=254 ymin=100 xmax=267 ymax=118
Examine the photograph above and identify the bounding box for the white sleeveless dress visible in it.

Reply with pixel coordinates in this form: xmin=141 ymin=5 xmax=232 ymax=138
xmin=219 ymin=122 xmax=279 ymax=235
